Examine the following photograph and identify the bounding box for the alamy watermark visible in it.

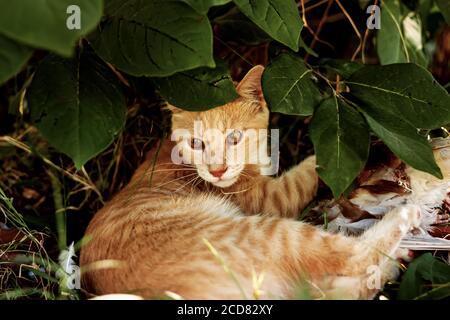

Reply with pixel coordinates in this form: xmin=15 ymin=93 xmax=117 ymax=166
xmin=171 ymin=121 xmax=280 ymax=176
xmin=366 ymin=265 xmax=382 ymax=290
xmin=66 ymin=5 xmax=81 ymax=30
xmin=56 ymin=244 xmax=81 ymax=290
xmin=366 ymin=4 xmax=381 ymax=30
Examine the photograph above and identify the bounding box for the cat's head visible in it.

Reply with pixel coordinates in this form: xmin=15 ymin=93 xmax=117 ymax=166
xmin=169 ymin=65 xmax=270 ymax=188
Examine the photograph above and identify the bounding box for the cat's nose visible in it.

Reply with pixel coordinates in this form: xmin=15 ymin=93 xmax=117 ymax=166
xmin=209 ymin=166 xmax=228 ymax=178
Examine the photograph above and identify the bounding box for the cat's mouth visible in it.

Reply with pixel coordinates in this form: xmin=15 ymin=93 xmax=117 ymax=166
xmin=210 ymin=176 xmax=239 ymax=188
xmin=196 ymin=166 xmax=240 ymax=188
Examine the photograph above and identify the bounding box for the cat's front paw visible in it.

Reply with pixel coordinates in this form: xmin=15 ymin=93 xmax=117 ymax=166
xmin=394 ymin=248 xmax=414 ymax=262
xmin=398 ymin=204 xmax=422 ymax=232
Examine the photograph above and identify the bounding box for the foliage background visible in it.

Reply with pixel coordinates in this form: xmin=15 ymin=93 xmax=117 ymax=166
xmin=0 ymin=0 xmax=449 ymax=299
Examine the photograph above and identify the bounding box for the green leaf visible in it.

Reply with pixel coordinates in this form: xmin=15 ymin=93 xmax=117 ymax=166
xmin=27 ymin=51 xmax=126 ymax=169
xmin=214 ymin=8 xmax=272 ymax=45
xmin=402 ymin=12 xmax=428 ymax=67
xmin=262 ymin=54 xmax=320 ymax=116
xmin=182 ymin=0 xmax=231 ymax=13
xmin=398 ymin=253 xmax=430 ymax=299
xmin=416 ymin=283 xmax=450 ymax=300
xmin=299 ymin=37 xmax=318 ymax=58
xmin=233 ymin=0 xmax=302 ymax=51
xmin=319 ymin=59 xmax=363 ymax=79
xmin=418 ymin=0 xmax=433 ymax=32
xmin=398 ymin=253 xmax=450 ymax=300
xmin=377 ymin=1 xmax=427 ymax=66
xmin=153 ymin=60 xmax=239 ymax=111
xmin=378 ymin=0 xmax=407 ymax=64
xmin=0 ymin=34 xmax=32 ymax=84
xmin=90 ymin=0 xmax=214 ymax=77
xmin=436 ymin=0 xmax=450 ymax=24
xmin=0 ymin=0 xmax=103 ymax=57
xmin=346 ymin=63 xmax=450 ymax=129
xmin=310 ymin=97 xmax=370 ymax=197
xmin=361 ymin=109 xmax=442 ymax=178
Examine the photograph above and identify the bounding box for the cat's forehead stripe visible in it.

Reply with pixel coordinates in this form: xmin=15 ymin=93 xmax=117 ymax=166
xmin=173 ymin=100 xmax=267 ymax=133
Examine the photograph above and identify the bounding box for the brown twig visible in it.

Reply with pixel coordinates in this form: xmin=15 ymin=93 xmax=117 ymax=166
xmin=299 ymin=0 xmax=330 ymax=14
xmin=305 ymin=0 xmax=334 ymax=62
xmin=361 ymin=0 xmax=379 ymax=63
xmin=300 ymin=0 xmax=309 ymax=28
xmin=335 ymin=0 xmax=363 ymax=61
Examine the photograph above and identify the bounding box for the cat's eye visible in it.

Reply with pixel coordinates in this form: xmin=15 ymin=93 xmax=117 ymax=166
xmin=190 ymin=138 xmax=205 ymax=150
xmin=226 ymin=130 xmax=243 ymax=146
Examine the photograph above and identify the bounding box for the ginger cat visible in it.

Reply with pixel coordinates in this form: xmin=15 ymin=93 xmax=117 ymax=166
xmin=80 ymin=66 xmax=422 ymax=299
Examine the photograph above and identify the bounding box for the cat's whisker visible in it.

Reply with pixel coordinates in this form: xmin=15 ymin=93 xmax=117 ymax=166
xmin=190 ymin=175 xmax=201 ymax=185
xmin=145 ymin=169 xmax=197 ymax=185
xmin=189 ymin=177 xmax=203 ymax=192
xmin=148 ymin=162 xmax=196 ymax=169
xmin=192 ymin=178 xmax=203 ymax=191
xmin=187 ymin=178 xmax=198 ymax=192
xmin=240 ymin=170 xmax=257 ymax=181
xmin=151 ymin=172 xmax=198 ymax=189
xmin=143 ymin=168 xmax=197 ymax=183
xmin=173 ymin=175 xmax=200 ymax=193
xmin=149 ymin=168 xmax=198 ymax=174
xmin=147 ymin=163 xmax=196 ymax=170
xmin=220 ymin=186 xmax=254 ymax=195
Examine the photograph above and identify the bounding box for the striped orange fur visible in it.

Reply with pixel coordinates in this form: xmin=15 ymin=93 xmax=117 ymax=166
xmin=80 ymin=66 xmax=422 ymax=299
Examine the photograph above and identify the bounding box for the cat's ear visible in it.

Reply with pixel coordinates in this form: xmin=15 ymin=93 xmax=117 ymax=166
xmin=236 ymin=65 xmax=266 ymax=107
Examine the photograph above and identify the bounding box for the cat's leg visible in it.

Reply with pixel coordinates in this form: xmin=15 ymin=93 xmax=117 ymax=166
xmin=171 ymin=202 xmax=416 ymax=299
xmin=277 ymin=205 xmax=421 ymax=299
xmin=237 ymin=155 xmax=318 ymax=218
